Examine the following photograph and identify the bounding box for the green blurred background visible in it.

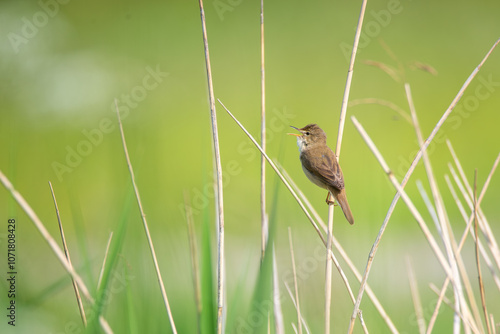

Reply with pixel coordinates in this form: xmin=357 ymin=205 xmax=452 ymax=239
xmin=1 ymin=0 xmax=499 ymax=332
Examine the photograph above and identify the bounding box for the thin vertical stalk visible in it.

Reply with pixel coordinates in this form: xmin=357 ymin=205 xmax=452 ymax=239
xmin=325 ymin=205 xmax=335 ymax=334
xmin=284 ymin=282 xmax=312 ymax=334
xmin=115 ymin=101 xmax=177 ymax=334
xmin=49 ymin=182 xmax=87 ymax=327
xmin=288 ymin=228 xmax=303 ymax=334
xmin=325 ymin=1 xmax=368 ymax=332
xmin=335 ymin=0 xmax=368 ymax=156
xmin=260 ymin=0 xmax=268 ymax=260
xmin=406 ymin=257 xmax=426 ymax=334
xmin=273 ymin=247 xmax=284 ymax=334
xmin=197 ymin=1 xmax=225 ymax=332
xmin=474 ymin=170 xmax=492 ymax=334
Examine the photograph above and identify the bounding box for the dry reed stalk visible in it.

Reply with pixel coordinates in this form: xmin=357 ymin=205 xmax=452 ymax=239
xmin=284 ymin=282 xmax=312 ymax=334
xmin=474 ymin=170 xmax=492 ymax=334
xmin=406 ymin=257 xmax=426 ymax=334
xmin=260 ymin=0 xmax=268 ymax=260
xmin=115 ymin=101 xmax=177 ymax=334
xmin=273 ymin=247 xmax=285 ymax=334
xmin=323 ymin=205 xmax=335 ymax=334
xmin=347 ymin=38 xmax=500 ymax=334
xmin=335 ymin=0 xmax=369 ymax=156
xmin=325 ymin=0 xmax=368 ymax=331
xmin=197 ymin=1 xmax=226 ymax=331
xmin=49 ymin=181 xmax=87 ymax=327
xmin=288 ymin=228 xmax=303 ymax=334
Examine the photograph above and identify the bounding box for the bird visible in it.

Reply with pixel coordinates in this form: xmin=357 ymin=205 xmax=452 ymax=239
xmin=289 ymin=124 xmax=354 ymax=225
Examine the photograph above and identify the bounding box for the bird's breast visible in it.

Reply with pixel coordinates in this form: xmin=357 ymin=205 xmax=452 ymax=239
xmin=300 ymin=160 xmax=328 ymax=189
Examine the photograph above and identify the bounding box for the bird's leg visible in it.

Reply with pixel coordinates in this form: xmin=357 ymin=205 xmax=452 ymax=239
xmin=325 ymin=192 xmax=337 ymax=205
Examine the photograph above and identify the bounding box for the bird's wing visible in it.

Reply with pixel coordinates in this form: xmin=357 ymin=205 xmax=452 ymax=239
xmin=300 ymin=148 xmax=344 ymax=191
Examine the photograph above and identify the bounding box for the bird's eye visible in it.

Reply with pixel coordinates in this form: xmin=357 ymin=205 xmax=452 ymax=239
xmin=305 ymin=132 xmax=310 ymax=135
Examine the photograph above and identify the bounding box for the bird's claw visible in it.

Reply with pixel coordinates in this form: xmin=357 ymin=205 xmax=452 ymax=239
xmin=325 ymin=193 xmax=337 ymax=206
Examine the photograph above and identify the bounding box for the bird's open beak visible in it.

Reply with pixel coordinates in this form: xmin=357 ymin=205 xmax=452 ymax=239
xmin=287 ymin=126 xmax=301 ymax=137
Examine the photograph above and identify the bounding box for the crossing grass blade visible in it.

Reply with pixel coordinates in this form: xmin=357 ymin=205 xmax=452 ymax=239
xmin=245 ymin=165 xmax=281 ymax=333
xmin=87 ymin=189 xmax=134 ymax=332
xmin=68 ymin=187 xmax=96 ymax=293
xmin=123 ymin=259 xmax=139 ymax=334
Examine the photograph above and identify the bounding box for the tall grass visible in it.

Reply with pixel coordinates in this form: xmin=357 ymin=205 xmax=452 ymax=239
xmin=0 ymin=3 xmax=499 ymax=334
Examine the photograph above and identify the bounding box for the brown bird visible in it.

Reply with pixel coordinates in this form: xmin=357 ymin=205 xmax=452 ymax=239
xmin=289 ymin=124 xmax=354 ymax=225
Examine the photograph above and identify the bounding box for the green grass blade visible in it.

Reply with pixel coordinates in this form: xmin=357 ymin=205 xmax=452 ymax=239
xmin=86 ymin=188 xmax=134 ymax=333
xmin=124 ymin=260 xmax=139 ymax=334
xmin=68 ymin=186 xmax=96 ymax=293
xmin=243 ymin=172 xmax=281 ymax=333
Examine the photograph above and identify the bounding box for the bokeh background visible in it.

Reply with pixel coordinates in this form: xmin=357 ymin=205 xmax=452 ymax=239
xmin=1 ymin=0 xmax=499 ymax=332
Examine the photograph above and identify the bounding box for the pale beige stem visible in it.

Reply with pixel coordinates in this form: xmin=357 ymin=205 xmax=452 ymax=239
xmin=288 ymin=228 xmax=303 ymax=334
xmin=272 ymin=247 xmax=284 ymax=334
xmin=197 ymin=1 xmax=226 ymax=331
xmin=260 ymin=0 xmax=268 ymax=260
xmin=474 ymin=170 xmax=493 ymax=334
xmin=49 ymin=181 xmax=87 ymax=327
xmin=327 ymin=0 xmax=369 ymax=331
xmin=406 ymin=257 xmax=426 ymax=334
xmin=115 ymin=101 xmax=177 ymax=334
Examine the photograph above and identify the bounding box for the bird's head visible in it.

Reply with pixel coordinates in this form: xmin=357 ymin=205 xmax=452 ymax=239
xmin=288 ymin=124 xmax=327 ymax=150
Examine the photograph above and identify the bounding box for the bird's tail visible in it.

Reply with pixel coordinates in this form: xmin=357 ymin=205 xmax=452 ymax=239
xmin=331 ymin=188 xmax=354 ymax=225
